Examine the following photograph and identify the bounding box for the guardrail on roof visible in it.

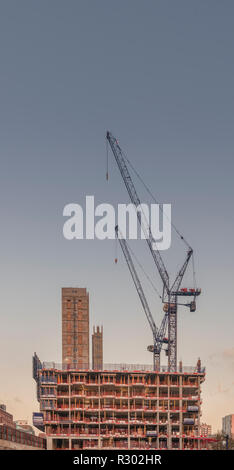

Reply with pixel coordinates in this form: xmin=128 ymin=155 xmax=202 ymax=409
xmin=41 ymin=362 xmax=205 ymax=374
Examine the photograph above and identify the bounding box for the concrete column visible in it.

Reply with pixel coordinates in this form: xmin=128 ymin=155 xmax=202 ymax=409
xmin=179 ymin=375 xmax=182 ymax=450
xmin=128 ymin=373 xmax=130 ymax=449
xmin=98 ymin=373 xmax=101 ymax=449
xmin=167 ymin=377 xmax=171 ymax=450
xmin=68 ymin=372 xmax=71 ymax=450
xmin=197 ymin=376 xmax=201 ymax=450
xmin=46 ymin=436 xmax=53 ymax=450
xmin=156 ymin=373 xmax=159 ymax=449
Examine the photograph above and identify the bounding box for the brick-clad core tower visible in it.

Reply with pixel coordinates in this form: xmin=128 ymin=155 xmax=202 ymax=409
xmin=92 ymin=326 xmax=103 ymax=370
xmin=62 ymin=288 xmax=89 ymax=368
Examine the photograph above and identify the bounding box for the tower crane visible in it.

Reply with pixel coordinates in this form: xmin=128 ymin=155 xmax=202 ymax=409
xmin=107 ymin=131 xmax=201 ymax=372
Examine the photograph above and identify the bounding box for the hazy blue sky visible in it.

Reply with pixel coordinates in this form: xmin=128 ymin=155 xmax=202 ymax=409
xmin=0 ymin=0 xmax=234 ymax=432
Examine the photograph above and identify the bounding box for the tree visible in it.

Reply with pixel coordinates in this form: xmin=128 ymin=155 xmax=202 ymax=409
xmin=210 ymin=430 xmax=234 ymax=450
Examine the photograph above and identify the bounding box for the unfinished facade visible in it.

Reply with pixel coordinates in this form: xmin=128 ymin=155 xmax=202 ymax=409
xmin=33 ymin=356 xmax=208 ymax=450
xmin=62 ymin=288 xmax=89 ymax=368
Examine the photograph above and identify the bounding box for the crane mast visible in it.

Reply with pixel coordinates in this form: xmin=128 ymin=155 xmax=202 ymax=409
xmin=166 ymin=248 xmax=194 ymax=370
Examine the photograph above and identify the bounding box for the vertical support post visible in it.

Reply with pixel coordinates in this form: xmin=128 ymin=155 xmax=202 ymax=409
xmin=179 ymin=374 xmax=183 ymax=450
xmin=98 ymin=373 xmax=101 ymax=449
xmin=156 ymin=372 xmax=159 ymax=449
xmin=168 ymin=302 xmax=177 ymax=372
xmin=197 ymin=375 xmax=201 ymax=450
xmin=68 ymin=371 xmax=71 ymax=450
xmin=167 ymin=374 xmax=171 ymax=450
xmin=128 ymin=373 xmax=130 ymax=449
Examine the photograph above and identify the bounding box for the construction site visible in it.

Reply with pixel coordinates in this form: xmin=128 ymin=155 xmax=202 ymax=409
xmin=33 ymin=132 xmax=208 ymax=450
xmin=33 ymin=358 xmax=207 ymax=450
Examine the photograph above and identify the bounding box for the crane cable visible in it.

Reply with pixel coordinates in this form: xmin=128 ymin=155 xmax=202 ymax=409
xmin=192 ymin=252 xmax=197 ymax=296
xmin=120 ymin=146 xmax=192 ymax=250
xmin=125 ymin=239 xmax=162 ymax=301
xmin=106 ymin=137 xmax=109 ymax=181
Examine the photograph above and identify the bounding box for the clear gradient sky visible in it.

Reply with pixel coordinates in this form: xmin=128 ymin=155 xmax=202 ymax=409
xmin=0 ymin=0 xmax=234 ymax=433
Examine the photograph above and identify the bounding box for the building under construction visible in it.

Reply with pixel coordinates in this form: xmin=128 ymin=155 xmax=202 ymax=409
xmin=32 ymin=133 xmax=208 ymax=450
xmin=33 ymin=357 xmax=208 ymax=450
xmin=32 ymin=283 xmax=208 ymax=450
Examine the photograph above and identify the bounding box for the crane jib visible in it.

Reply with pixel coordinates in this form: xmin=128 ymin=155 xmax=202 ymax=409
xmin=107 ymin=131 xmax=169 ymax=295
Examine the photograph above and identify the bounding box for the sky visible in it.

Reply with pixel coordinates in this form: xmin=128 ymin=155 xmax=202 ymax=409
xmin=0 ymin=0 xmax=234 ymax=433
